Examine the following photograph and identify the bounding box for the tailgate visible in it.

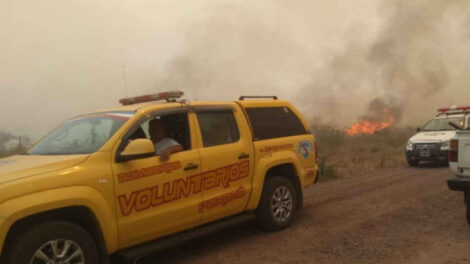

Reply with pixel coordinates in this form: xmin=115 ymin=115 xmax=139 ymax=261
xmin=458 ymin=131 xmax=470 ymax=169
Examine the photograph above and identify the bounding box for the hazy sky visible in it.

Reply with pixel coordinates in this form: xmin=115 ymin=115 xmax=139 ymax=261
xmin=2 ymin=0 xmax=470 ymax=139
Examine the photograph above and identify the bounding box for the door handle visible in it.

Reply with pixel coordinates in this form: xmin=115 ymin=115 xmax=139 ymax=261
xmin=184 ymin=163 xmax=199 ymax=171
xmin=238 ymin=153 xmax=250 ymax=160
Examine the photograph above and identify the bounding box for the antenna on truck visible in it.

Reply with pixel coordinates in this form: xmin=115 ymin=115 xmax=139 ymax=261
xmin=122 ymin=66 xmax=129 ymax=98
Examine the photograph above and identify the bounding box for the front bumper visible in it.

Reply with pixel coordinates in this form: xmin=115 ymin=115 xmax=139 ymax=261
xmin=405 ymin=149 xmax=448 ymax=162
xmin=447 ymin=178 xmax=470 ymax=192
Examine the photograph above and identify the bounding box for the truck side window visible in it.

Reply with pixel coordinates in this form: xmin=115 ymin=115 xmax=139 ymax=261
xmin=245 ymin=107 xmax=307 ymax=141
xmin=125 ymin=112 xmax=191 ymax=151
xmin=197 ymin=110 xmax=240 ymax=147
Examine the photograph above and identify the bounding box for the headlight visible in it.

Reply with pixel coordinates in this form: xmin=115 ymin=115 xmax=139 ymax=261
xmin=406 ymin=141 xmax=414 ymax=150
xmin=441 ymin=140 xmax=450 ymax=150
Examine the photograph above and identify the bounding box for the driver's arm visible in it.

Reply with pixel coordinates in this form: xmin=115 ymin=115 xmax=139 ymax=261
xmin=160 ymin=144 xmax=183 ymax=161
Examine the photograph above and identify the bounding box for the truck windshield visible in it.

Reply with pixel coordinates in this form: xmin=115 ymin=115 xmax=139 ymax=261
xmin=28 ymin=112 xmax=134 ymax=155
xmin=422 ymin=117 xmax=465 ymax=131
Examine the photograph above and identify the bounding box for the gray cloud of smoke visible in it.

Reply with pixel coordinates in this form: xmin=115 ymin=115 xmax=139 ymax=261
xmin=2 ymin=0 xmax=470 ymax=139
xmin=299 ymin=0 xmax=470 ymax=125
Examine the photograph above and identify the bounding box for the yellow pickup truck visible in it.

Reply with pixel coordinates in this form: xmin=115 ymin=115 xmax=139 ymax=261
xmin=0 ymin=91 xmax=318 ymax=264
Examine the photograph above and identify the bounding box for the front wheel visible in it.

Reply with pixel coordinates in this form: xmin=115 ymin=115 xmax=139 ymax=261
xmin=467 ymin=202 xmax=470 ymax=227
xmin=407 ymin=158 xmax=419 ymax=167
xmin=256 ymin=176 xmax=297 ymax=231
xmin=2 ymin=221 xmax=98 ymax=264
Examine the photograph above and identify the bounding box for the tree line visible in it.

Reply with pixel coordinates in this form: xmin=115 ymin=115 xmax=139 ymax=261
xmin=0 ymin=131 xmax=31 ymax=157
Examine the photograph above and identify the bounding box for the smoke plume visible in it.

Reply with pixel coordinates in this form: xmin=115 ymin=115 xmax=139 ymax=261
xmin=299 ymin=0 xmax=470 ymax=126
xmin=3 ymin=0 xmax=470 ymax=138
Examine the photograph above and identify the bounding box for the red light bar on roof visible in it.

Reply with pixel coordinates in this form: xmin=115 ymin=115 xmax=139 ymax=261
xmin=119 ymin=91 xmax=184 ymax=105
xmin=438 ymin=106 xmax=470 ymax=112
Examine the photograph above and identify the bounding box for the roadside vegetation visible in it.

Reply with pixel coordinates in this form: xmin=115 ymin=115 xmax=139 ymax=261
xmin=311 ymin=122 xmax=415 ymax=182
xmin=0 ymin=131 xmax=30 ymax=158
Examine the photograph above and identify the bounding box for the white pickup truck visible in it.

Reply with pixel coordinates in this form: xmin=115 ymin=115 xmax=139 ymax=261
xmin=406 ymin=106 xmax=469 ymax=166
xmin=447 ymin=129 xmax=470 ymax=225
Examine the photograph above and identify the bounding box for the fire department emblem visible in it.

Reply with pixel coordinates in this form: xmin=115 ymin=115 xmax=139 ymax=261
xmin=297 ymin=141 xmax=314 ymax=159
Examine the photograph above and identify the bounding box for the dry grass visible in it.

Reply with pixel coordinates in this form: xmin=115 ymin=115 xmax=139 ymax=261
xmin=311 ymin=122 xmax=415 ymax=182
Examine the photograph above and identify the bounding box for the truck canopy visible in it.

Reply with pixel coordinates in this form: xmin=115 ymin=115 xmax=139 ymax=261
xmin=237 ymin=99 xmax=311 ymax=141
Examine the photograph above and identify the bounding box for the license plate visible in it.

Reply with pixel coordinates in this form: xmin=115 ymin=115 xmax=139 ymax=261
xmin=420 ymin=151 xmax=431 ymax=157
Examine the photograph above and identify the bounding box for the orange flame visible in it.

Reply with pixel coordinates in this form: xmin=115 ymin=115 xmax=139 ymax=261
xmin=347 ymin=115 xmax=394 ymax=136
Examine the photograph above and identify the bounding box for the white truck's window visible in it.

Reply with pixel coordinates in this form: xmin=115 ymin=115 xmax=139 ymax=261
xmin=28 ymin=112 xmax=134 ymax=155
xmin=197 ymin=111 xmax=240 ymax=147
xmin=422 ymin=117 xmax=465 ymax=131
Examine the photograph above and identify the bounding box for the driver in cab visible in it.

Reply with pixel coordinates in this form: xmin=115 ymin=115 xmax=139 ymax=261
xmin=149 ymin=118 xmax=183 ymax=161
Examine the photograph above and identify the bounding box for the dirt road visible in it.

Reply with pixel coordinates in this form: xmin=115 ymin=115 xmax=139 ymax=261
xmin=137 ymin=165 xmax=470 ymax=264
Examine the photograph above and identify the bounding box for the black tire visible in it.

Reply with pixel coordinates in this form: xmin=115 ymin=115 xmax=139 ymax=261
xmin=467 ymin=202 xmax=470 ymax=227
xmin=2 ymin=221 xmax=98 ymax=264
xmin=256 ymin=176 xmax=297 ymax=231
xmin=407 ymin=159 xmax=419 ymax=167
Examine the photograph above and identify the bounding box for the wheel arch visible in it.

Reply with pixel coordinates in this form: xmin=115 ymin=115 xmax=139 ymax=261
xmin=1 ymin=206 xmax=109 ymax=263
xmin=264 ymin=163 xmax=303 ymax=209
xmin=246 ymin=151 xmax=304 ymax=210
xmin=0 ymin=186 xmax=118 ymax=262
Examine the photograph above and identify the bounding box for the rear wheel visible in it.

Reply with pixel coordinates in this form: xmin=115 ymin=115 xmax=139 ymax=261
xmin=3 ymin=221 xmax=98 ymax=264
xmin=256 ymin=176 xmax=297 ymax=231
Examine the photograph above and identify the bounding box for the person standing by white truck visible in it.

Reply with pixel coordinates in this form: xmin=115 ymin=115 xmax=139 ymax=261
xmin=405 ymin=106 xmax=469 ymax=166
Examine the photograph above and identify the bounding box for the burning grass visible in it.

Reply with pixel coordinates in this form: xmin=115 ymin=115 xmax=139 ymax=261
xmin=346 ymin=115 xmax=394 ymax=136
xmin=311 ymin=122 xmax=415 ymax=182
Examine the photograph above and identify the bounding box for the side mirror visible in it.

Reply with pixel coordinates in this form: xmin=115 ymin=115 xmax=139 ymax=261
xmin=416 ymin=127 xmax=421 ymax=132
xmin=116 ymin=139 xmax=155 ymax=163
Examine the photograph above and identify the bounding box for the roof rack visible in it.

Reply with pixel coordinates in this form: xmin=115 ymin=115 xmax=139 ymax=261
xmin=239 ymin=96 xmax=278 ymax=101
